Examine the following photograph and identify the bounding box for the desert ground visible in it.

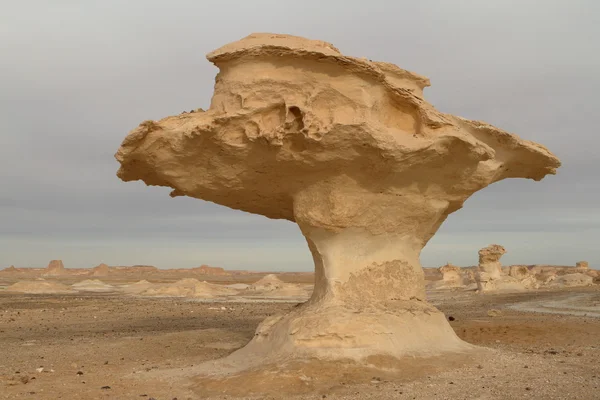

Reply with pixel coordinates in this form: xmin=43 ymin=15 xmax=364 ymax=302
xmin=1 ymin=268 xmax=599 ymax=400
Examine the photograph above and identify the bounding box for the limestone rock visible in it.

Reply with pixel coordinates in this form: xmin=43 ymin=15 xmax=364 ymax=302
xmin=476 ymin=245 xmax=508 ymax=291
xmin=547 ymin=273 xmax=593 ymax=288
xmin=247 ymin=274 xmax=310 ymax=297
xmin=439 ymin=264 xmax=462 ymax=282
xmin=115 ymin=33 xmax=560 ymax=371
xmin=91 ymin=263 xmax=110 ymax=276
xmin=0 ymin=265 xmax=17 ymax=274
xmin=477 ymin=250 xmax=539 ymax=291
xmin=71 ymin=279 xmax=115 ymax=292
xmin=191 ymin=264 xmax=230 ymax=275
xmin=43 ymin=260 xmax=66 ymax=276
xmin=428 ymin=263 xmax=465 ymax=289
xmin=575 ymin=261 xmax=589 ymax=270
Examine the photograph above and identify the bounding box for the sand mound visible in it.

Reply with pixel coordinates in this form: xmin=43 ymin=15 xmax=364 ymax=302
xmin=139 ymin=278 xmax=237 ymax=298
xmin=71 ymin=279 xmax=115 ymax=292
xmin=91 ymin=263 xmax=110 ymax=276
xmin=6 ymin=280 xmax=73 ymax=294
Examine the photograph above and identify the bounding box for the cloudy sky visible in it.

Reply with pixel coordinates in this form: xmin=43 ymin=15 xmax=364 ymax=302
xmin=1 ymin=0 xmax=598 ymax=271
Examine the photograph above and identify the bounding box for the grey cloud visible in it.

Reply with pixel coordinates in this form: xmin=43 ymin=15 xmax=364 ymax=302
xmin=1 ymin=0 xmax=598 ymax=269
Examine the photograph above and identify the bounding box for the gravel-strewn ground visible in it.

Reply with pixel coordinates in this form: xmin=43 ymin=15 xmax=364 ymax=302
xmin=1 ymin=287 xmax=599 ymax=399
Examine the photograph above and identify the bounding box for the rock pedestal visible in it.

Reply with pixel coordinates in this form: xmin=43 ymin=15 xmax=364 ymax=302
xmin=115 ymin=33 xmax=560 ymax=372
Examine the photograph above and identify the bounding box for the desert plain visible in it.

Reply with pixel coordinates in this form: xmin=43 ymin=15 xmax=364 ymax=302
xmin=1 ymin=261 xmax=599 ymax=400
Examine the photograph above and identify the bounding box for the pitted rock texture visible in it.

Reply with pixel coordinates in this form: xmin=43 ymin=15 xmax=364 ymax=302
xmin=115 ymin=33 xmax=560 ymax=369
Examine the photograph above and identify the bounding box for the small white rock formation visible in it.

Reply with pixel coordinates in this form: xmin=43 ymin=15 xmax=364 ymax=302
xmin=138 ymin=278 xmax=237 ymax=298
xmin=43 ymin=260 xmax=66 ymax=276
xmin=71 ymin=279 xmax=115 ymax=292
xmin=440 ymin=263 xmax=463 ymax=284
xmin=476 ymin=248 xmax=539 ymax=291
xmin=192 ymin=265 xmax=230 ymax=275
xmin=428 ymin=263 xmax=465 ymax=289
xmin=476 ymin=245 xmax=507 ymax=291
xmin=6 ymin=280 xmax=73 ymax=294
xmin=114 ymin=33 xmax=560 ymax=372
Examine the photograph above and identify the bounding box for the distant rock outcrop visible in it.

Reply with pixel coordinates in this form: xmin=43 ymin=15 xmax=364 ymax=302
xmin=439 ymin=263 xmax=462 ymax=284
xmin=476 ymin=245 xmax=509 ymax=291
xmin=548 ymin=273 xmax=594 ymax=288
xmin=575 ymin=261 xmax=589 ymax=270
xmin=246 ymin=274 xmax=311 ymax=297
xmin=112 ymin=265 xmax=158 ymax=274
xmin=91 ymin=263 xmax=110 ymax=276
xmin=43 ymin=260 xmax=66 ymax=276
xmin=113 ymin=32 xmax=560 ymax=371
xmin=191 ymin=265 xmax=230 ymax=275
xmin=508 ymin=265 xmax=539 ymax=289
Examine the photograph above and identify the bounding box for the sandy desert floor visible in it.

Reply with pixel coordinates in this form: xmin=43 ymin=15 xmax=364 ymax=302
xmin=1 ymin=282 xmax=599 ymax=400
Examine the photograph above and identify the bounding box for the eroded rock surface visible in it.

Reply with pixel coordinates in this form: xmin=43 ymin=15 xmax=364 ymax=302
xmin=476 ymin=246 xmax=539 ymax=291
xmin=476 ymin=245 xmax=511 ymax=291
xmin=115 ymin=33 xmax=560 ymax=372
xmin=428 ymin=263 xmax=466 ymax=289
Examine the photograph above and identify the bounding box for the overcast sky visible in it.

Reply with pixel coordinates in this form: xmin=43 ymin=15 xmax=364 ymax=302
xmin=1 ymin=0 xmax=598 ymax=271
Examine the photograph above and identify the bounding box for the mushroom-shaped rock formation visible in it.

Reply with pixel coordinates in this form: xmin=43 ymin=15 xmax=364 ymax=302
xmin=115 ymin=34 xmax=560 ymax=372
xmin=476 ymin=245 xmax=507 ymax=291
